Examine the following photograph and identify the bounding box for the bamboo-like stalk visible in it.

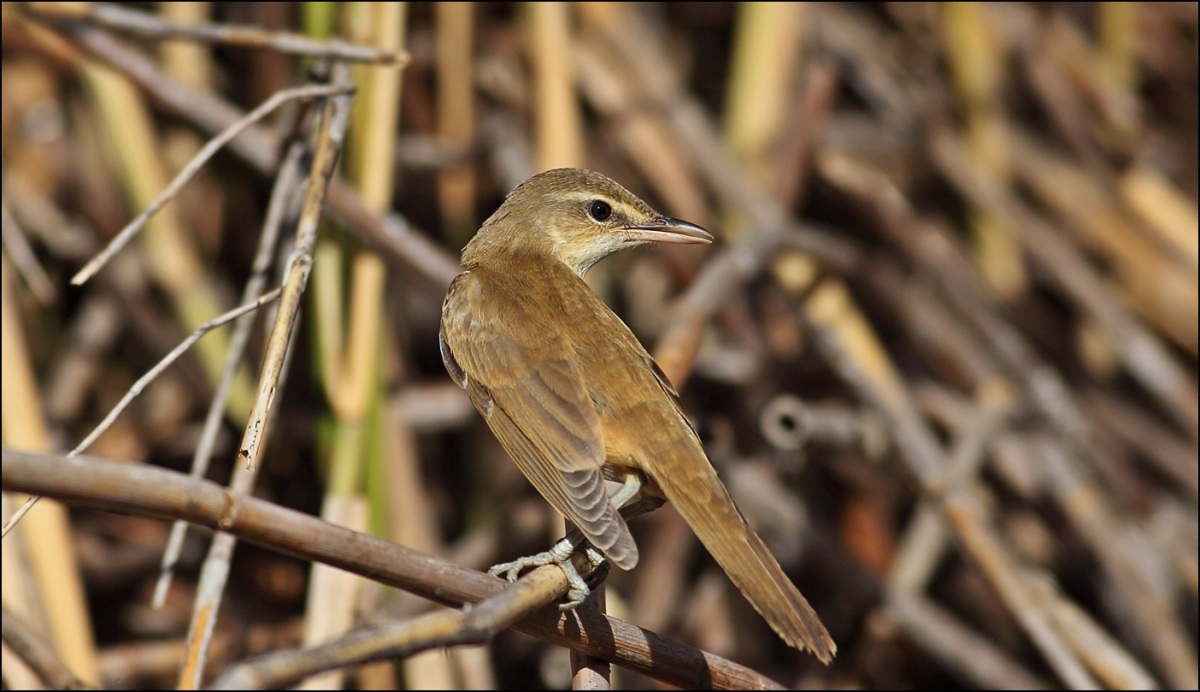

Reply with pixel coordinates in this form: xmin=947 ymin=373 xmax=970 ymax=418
xmin=723 ymin=2 xmax=804 ymax=192
xmin=158 ymin=2 xmax=212 ymax=89
xmin=1119 ymin=165 xmax=1199 ymax=270
xmin=571 ymin=6 xmax=709 ymax=225
xmin=1043 ymin=12 xmax=1140 ymax=149
xmin=722 ymin=3 xmax=824 ymax=343
xmin=79 ymin=61 xmax=257 ymax=422
xmin=942 ymin=2 xmax=1026 ymax=299
xmin=1098 ymin=2 xmax=1139 ymax=93
xmin=304 ymin=3 xmax=436 ymax=690
xmin=1010 ymin=130 xmax=1198 ymax=356
xmin=1 ymin=258 xmax=99 ymax=685
xmin=159 ymin=2 xmax=223 ymax=258
xmin=437 ymin=2 xmax=477 ymax=245
xmin=175 ymin=70 xmax=355 ymax=689
xmin=528 ymin=2 xmax=583 ymax=171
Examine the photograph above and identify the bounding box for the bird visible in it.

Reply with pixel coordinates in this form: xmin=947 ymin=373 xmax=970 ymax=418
xmin=439 ymin=168 xmax=835 ymax=662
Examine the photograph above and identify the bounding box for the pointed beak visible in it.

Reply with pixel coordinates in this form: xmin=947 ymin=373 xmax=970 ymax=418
xmin=621 ymin=216 xmax=713 ymax=245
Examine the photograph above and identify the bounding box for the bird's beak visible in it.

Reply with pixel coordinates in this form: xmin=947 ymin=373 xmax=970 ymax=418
xmin=622 ymin=216 xmax=713 ymax=245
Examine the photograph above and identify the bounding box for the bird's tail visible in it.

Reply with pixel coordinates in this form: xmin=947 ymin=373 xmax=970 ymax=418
xmin=653 ymin=444 xmax=836 ymax=663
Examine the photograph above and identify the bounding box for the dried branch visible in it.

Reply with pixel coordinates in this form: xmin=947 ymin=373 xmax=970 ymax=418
xmin=2 ymin=449 xmax=788 ymax=690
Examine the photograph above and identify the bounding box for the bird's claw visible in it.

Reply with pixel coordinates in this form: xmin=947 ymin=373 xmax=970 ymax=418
xmin=488 ymin=538 xmax=608 ymax=609
xmin=487 ymin=535 xmax=575 ymax=582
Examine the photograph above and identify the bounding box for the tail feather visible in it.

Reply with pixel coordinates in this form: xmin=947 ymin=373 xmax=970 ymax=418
xmin=654 ymin=448 xmax=836 ymax=663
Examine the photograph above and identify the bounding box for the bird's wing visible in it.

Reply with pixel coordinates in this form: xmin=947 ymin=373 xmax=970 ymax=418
xmin=440 ymin=271 xmax=638 ymax=569
xmin=643 ymin=353 xmax=700 ymax=442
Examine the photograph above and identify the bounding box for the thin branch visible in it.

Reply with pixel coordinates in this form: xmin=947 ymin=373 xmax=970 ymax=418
xmin=0 ymin=287 xmax=281 ymax=538
xmin=211 ymin=565 xmax=569 ymax=690
xmin=22 ymin=2 xmax=410 ymax=65
xmin=152 ymin=138 xmax=309 ymax=609
xmin=58 ymin=20 xmax=461 ymax=289
xmin=177 ymin=79 xmax=355 ymax=689
xmin=71 ymin=83 xmax=353 ymax=286
xmin=0 ymin=197 xmax=57 ymax=304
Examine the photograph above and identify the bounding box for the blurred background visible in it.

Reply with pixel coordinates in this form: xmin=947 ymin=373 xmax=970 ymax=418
xmin=1 ymin=2 xmax=1196 ymax=689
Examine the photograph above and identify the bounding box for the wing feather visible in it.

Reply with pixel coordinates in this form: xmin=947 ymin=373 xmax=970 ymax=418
xmin=441 ymin=270 xmax=638 ymax=569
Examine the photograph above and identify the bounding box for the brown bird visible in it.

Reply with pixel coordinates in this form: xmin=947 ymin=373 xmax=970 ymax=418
xmin=439 ymin=168 xmax=834 ymax=662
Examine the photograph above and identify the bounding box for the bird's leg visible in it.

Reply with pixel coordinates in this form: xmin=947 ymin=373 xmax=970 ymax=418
xmin=488 ymin=532 xmax=608 ymax=609
xmin=609 ymin=472 xmax=644 ymax=510
xmin=489 ymin=473 xmax=654 ymax=609
xmin=611 ymin=471 xmax=666 ymax=520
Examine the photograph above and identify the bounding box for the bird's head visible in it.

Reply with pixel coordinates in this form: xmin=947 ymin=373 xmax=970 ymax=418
xmin=462 ymin=168 xmax=711 ymax=277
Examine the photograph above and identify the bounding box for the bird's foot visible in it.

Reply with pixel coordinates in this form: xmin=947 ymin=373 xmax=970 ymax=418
xmin=489 ymin=538 xmax=608 ymax=609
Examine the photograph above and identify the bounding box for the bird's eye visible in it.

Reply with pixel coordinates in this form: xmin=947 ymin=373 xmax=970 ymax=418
xmin=588 ymin=200 xmax=613 ymax=222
